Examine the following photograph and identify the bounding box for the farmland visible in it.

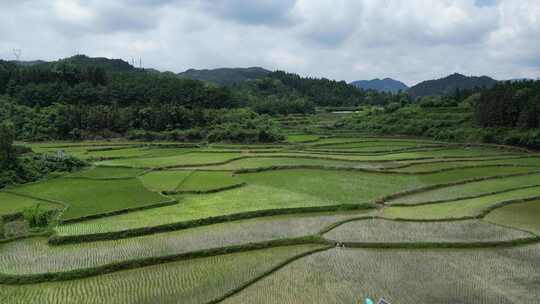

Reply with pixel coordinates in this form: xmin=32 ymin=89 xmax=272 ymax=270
xmin=1 ymin=136 xmax=540 ymax=303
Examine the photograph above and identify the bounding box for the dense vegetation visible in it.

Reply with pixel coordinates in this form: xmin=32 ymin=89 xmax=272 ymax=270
xmin=1 ymin=54 xmax=539 ymax=148
xmin=178 ymin=67 xmax=271 ymax=86
xmin=0 ymin=56 xmax=285 ymax=142
xmin=0 ymin=120 xmax=86 ymax=189
xmin=345 ymin=80 xmax=540 ymax=148
xmin=475 ymin=80 xmax=540 ymax=129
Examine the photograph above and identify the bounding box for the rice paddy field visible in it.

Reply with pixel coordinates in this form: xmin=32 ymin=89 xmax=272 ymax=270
xmin=2 ymin=136 xmax=540 ymax=303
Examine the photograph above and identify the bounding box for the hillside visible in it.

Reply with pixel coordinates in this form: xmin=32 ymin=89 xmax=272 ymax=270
xmin=178 ymin=67 xmax=271 ymax=86
xmin=58 ymin=55 xmax=136 ymax=73
xmin=408 ymin=73 xmax=497 ymax=98
xmin=350 ymin=78 xmax=408 ymax=93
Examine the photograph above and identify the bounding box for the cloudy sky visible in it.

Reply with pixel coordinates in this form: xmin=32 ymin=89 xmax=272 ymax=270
xmin=0 ymin=0 xmax=538 ymax=85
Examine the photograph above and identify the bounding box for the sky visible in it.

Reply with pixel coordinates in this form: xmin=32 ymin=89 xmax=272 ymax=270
xmin=0 ymin=0 xmax=539 ymax=86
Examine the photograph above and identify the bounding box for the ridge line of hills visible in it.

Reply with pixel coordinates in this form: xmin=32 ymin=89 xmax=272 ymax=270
xmin=3 ymin=54 xmax=536 ymax=97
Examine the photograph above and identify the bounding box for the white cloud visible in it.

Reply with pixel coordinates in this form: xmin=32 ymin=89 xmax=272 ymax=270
xmin=0 ymin=0 xmax=538 ymax=85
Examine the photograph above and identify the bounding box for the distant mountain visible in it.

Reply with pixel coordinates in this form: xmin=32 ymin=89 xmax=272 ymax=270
xmin=350 ymin=78 xmax=408 ymax=93
xmin=178 ymin=67 xmax=271 ymax=86
xmin=10 ymin=55 xmax=136 ymax=73
xmin=12 ymin=60 xmax=49 ymax=67
xmin=59 ymin=55 xmax=135 ymax=72
xmin=408 ymin=73 xmax=497 ymax=98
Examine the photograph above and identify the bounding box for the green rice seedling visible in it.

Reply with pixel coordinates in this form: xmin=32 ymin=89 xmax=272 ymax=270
xmin=389 ymin=173 xmax=540 ymax=205
xmin=222 ymin=245 xmax=540 ymax=304
xmin=139 ymin=170 xmax=193 ymax=192
xmin=66 ymin=167 xmax=146 ymax=179
xmin=56 ymin=167 xmax=538 ymax=236
xmin=392 ymin=157 xmax=540 ymax=173
xmin=484 ymin=200 xmax=540 ymax=235
xmin=286 ymin=134 xmax=320 ymax=143
xmin=10 ymin=178 xmax=166 ymax=221
xmin=1 ymin=211 xmax=370 ymax=275
xmin=382 ymin=186 xmax=540 ymax=220
xmin=0 ymin=245 xmax=325 ymax=304
xmin=96 ymin=152 xmax=243 ymax=168
xmin=323 ymin=219 xmax=533 ymax=244
xmin=416 ymin=166 xmax=539 ymax=184
xmin=183 ymin=157 xmax=383 ymax=170
xmin=84 ymin=147 xmax=152 ymax=159
xmin=0 ymin=192 xmax=59 ymax=216
xmin=178 ymin=171 xmax=242 ymax=192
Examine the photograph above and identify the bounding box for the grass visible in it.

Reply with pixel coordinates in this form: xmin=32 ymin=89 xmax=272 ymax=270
xmin=1 ymin=211 xmax=370 ymax=275
xmin=484 ymin=200 xmax=540 ymax=235
xmin=221 ymin=245 xmax=540 ymax=304
xmin=382 ymin=186 xmax=540 ymax=220
xmin=0 ymin=245 xmax=325 ymax=304
xmin=323 ymin=219 xmax=533 ymax=243
xmin=96 ymin=152 xmax=243 ymax=168
xmin=0 ymin=192 xmax=59 ymax=215
xmin=10 ymin=178 xmax=167 ymax=221
xmin=389 ymin=173 xmax=540 ymax=205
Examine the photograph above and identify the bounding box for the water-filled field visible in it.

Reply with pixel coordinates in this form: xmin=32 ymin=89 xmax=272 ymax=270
xmin=2 ymin=136 xmax=539 ymax=304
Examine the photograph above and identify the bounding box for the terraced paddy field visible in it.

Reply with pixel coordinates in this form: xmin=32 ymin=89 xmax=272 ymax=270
xmin=1 ymin=245 xmax=326 ymax=304
xmin=0 ymin=192 xmax=60 ymax=216
xmin=2 ymin=137 xmax=540 ymax=303
xmin=222 ymin=245 xmax=540 ymax=304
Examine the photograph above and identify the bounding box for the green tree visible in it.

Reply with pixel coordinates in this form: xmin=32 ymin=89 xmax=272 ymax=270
xmin=0 ymin=120 xmax=15 ymax=165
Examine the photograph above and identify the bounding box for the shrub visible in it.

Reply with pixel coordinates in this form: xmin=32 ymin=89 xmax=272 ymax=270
xmin=22 ymin=204 xmax=52 ymax=228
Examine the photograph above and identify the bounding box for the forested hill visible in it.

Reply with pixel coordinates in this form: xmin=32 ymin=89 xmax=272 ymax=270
xmin=265 ymin=71 xmax=401 ymax=107
xmin=178 ymin=67 xmax=271 ymax=86
xmin=12 ymin=55 xmax=137 ymax=73
xmin=350 ymin=78 xmax=408 ymax=93
xmin=408 ymin=73 xmax=497 ymax=98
